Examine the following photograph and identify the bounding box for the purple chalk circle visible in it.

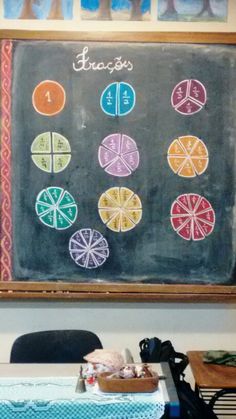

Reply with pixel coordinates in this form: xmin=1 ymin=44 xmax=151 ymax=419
xmin=171 ymin=79 xmax=207 ymax=115
xmin=98 ymin=133 xmax=139 ymax=177
xmin=69 ymin=228 xmax=109 ymax=269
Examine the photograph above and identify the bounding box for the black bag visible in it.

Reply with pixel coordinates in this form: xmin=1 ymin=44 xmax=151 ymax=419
xmin=139 ymin=337 xmax=188 ymax=382
xmin=139 ymin=337 xmax=218 ymax=419
xmin=177 ymin=380 xmax=218 ymax=419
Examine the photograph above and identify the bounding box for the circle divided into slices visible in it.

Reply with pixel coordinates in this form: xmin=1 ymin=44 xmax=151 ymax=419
xmin=36 ymin=187 xmax=77 ymax=230
xmin=98 ymin=133 xmax=139 ymax=177
xmin=170 ymin=193 xmax=215 ymax=241
xmin=171 ymin=79 xmax=207 ymax=115
xmin=31 ymin=132 xmax=71 ymax=173
xmin=69 ymin=229 xmax=109 ymax=269
xmin=100 ymin=82 xmax=136 ymax=116
xmin=98 ymin=187 xmax=142 ymax=232
xmin=167 ymin=135 xmax=209 ymax=178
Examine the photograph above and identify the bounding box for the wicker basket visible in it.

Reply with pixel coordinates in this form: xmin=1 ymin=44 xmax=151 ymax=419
xmin=97 ymin=371 xmax=159 ymax=393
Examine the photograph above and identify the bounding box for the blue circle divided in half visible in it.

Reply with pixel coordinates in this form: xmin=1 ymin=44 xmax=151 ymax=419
xmin=100 ymin=82 xmax=136 ymax=117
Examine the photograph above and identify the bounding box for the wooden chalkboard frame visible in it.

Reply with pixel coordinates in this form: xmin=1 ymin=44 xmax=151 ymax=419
xmin=1 ymin=30 xmax=236 ymax=302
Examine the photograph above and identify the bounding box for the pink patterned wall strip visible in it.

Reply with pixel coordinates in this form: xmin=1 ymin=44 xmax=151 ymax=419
xmin=0 ymin=40 xmax=13 ymax=281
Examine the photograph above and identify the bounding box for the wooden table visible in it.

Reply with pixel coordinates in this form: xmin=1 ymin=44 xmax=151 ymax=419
xmin=187 ymin=351 xmax=236 ymax=417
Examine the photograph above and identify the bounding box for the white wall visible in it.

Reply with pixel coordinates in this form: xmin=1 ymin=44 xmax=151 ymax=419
xmin=1 ymin=300 xmax=236 ymax=385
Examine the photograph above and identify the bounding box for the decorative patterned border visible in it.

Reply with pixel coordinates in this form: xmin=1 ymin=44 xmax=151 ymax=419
xmin=0 ymin=40 xmax=12 ymax=281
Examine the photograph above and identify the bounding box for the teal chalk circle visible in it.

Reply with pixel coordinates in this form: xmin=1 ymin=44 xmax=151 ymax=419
xmin=35 ymin=186 xmax=78 ymax=230
xmin=100 ymin=82 xmax=136 ymax=116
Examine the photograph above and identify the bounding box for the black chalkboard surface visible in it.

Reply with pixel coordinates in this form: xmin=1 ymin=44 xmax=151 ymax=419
xmin=2 ymin=37 xmax=236 ymax=287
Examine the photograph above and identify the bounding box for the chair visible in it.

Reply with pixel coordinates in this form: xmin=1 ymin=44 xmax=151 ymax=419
xmin=10 ymin=330 xmax=103 ymax=363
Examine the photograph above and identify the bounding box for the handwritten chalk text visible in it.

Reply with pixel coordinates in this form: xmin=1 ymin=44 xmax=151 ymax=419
xmin=73 ymin=46 xmax=133 ymax=74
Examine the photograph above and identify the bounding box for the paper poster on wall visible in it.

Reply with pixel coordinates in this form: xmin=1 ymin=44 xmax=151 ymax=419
xmin=3 ymin=0 xmax=74 ymax=19
xmin=81 ymin=0 xmax=151 ymax=21
xmin=158 ymin=0 xmax=228 ymax=22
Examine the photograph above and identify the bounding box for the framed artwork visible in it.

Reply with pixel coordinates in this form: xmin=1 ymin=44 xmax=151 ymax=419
xmin=3 ymin=0 xmax=74 ymax=20
xmin=158 ymin=0 xmax=228 ymax=22
xmin=81 ymin=0 xmax=151 ymax=21
xmin=0 ymin=0 xmax=233 ymax=32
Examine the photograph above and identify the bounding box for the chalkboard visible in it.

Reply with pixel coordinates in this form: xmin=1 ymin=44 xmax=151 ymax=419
xmin=1 ymin=31 xmax=236 ymax=301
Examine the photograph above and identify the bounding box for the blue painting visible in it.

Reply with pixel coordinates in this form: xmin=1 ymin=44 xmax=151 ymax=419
xmin=4 ymin=0 xmax=73 ymax=19
xmin=158 ymin=0 xmax=228 ymax=22
xmin=81 ymin=0 xmax=151 ymax=21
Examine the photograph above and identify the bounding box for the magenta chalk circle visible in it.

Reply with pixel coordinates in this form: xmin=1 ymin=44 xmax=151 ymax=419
xmin=171 ymin=79 xmax=207 ymax=115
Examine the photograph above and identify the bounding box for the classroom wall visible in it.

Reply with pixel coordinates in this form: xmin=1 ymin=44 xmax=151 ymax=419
xmin=0 ymin=300 xmax=236 ymax=384
xmin=1 ymin=2 xmax=236 ymax=397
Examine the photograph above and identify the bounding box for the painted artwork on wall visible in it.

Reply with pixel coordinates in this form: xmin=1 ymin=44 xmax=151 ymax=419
xmin=81 ymin=0 xmax=151 ymax=21
xmin=158 ymin=0 xmax=228 ymax=22
xmin=3 ymin=0 xmax=74 ymax=20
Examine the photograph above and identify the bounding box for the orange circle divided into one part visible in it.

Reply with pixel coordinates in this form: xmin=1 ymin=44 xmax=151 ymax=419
xmin=32 ymin=80 xmax=66 ymax=116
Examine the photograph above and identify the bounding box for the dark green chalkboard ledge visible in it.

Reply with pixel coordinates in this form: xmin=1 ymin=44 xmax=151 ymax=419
xmin=0 ymin=283 xmax=235 ymax=302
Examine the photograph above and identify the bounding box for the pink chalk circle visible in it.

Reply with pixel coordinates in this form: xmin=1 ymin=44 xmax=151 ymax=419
xmin=170 ymin=193 xmax=215 ymax=241
xmin=98 ymin=133 xmax=140 ymax=177
xmin=171 ymin=79 xmax=207 ymax=115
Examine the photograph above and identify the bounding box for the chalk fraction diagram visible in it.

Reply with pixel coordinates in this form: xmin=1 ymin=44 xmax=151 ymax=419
xmin=98 ymin=133 xmax=139 ymax=177
xmin=171 ymin=79 xmax=207 ymax=115
xmin=31 ymin=132 xmax=71 ymax=173
xmin=167 ymin=135 xmax=209 ymax=177
xmin=32 ymin=80 xmax=66 ymax=116
xmin=100 ymin=82 xmax=136 ymax=116
xmin=3 ymin=38 xmax=236 ymax=286
xmin=69 ymin=229 xmax=110 ymax=269
xmin=35 ymin=187 xmax=78 ymax=230
xmin=170 ymin=193 xmax=215 ymax=241
xmin=98 ymin=187 xmax=142 ymax=232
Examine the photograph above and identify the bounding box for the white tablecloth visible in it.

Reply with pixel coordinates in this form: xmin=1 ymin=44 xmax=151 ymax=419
xmin=0 ymin=376 xmax=165 ymax=419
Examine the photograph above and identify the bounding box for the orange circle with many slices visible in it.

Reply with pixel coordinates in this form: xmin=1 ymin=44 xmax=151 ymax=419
xmin=32 ymin=80 xmax=66 ymax=116
xmin=98 ymin=187 xmax=142 ymax=232
xmin=167 ymin=135 xmax=209 ymax=178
